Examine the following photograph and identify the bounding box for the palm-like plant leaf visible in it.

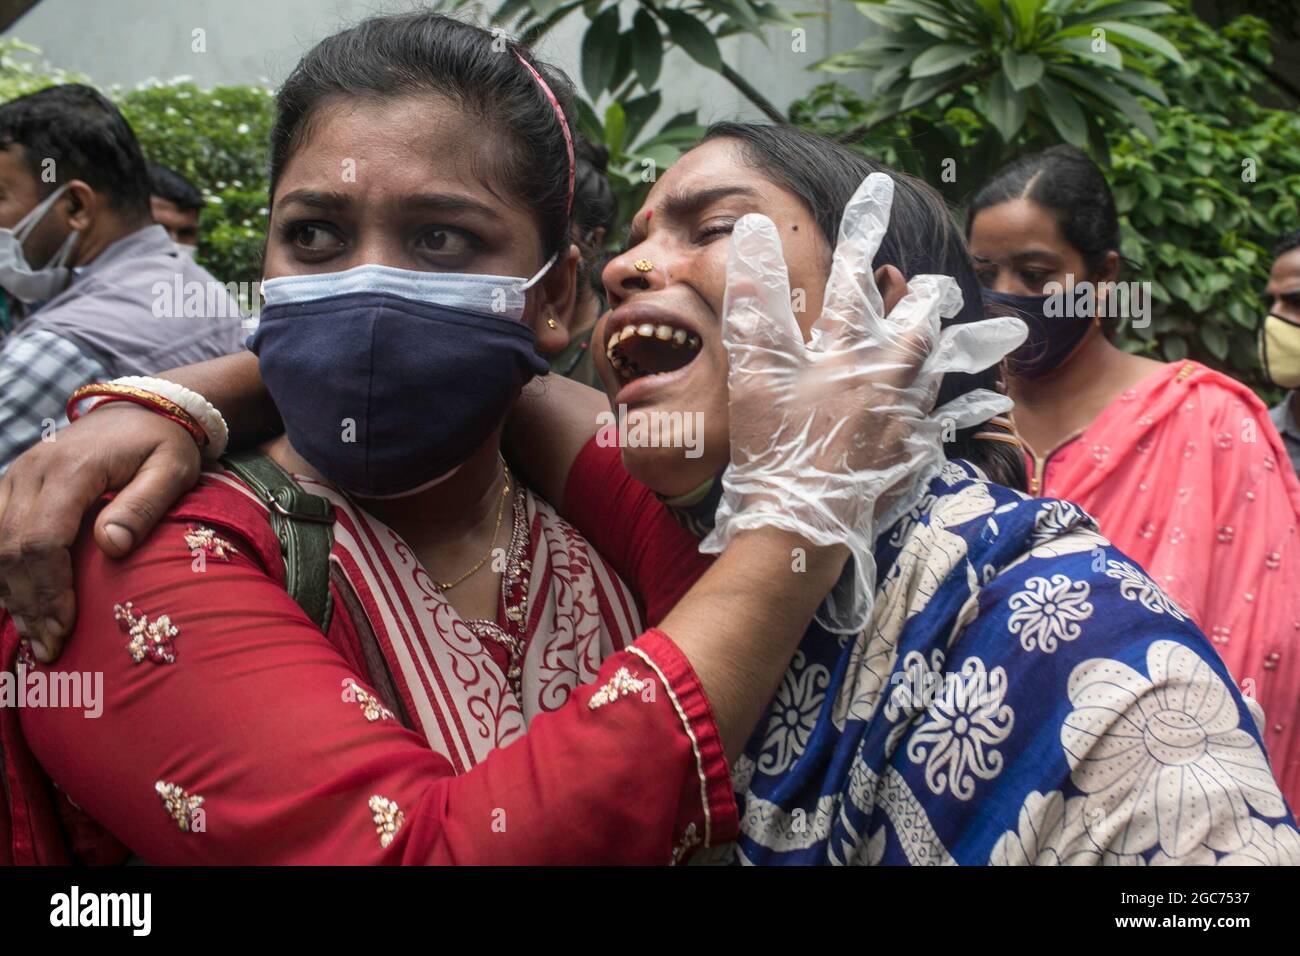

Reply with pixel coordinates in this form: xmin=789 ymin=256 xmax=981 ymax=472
xmin=823 ymin=0 xmax=1179 ymax=145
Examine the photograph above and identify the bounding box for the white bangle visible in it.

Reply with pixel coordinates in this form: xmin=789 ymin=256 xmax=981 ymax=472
xmin=98 ymin=376 xmax=230 ymax=460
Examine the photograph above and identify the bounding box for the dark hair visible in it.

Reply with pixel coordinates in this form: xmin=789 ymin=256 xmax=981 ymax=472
xmin=0 ymin=83 xmax=151 ymax=220
xmin=1274 ymin=228 xmax=1300 ymax=259
xmin=573 ymin=136 xmax=616 ymax=304
xmin=574 ymin=137 xmax=616 ymax=254
xmin=700 ymin=122 xmax=1026 ymax=491
xmin=967 ymin=144 xmax=1120 ymax=275
xmin=268 ymin=11 xmax=576 ymax=263
xmin=148 ymin=162 xmax=203 ymax=212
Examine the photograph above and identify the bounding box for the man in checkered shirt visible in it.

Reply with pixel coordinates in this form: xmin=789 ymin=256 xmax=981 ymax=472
xmin=0 ymin=85 xmax=244 ymax=470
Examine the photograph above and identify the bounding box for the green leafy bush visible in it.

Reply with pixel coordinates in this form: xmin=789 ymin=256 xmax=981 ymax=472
xmin=1108 ymin=12 xmax=1300 ymax=391
xmin=118 ymin=81 xmax=274 ymax=284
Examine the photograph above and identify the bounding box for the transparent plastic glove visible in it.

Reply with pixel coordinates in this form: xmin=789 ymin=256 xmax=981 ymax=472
xmin=699 ymin=173 xmax=1027 ymax=635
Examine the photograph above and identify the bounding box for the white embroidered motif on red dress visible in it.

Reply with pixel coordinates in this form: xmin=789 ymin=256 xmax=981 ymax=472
xmin=369 ymin=795 xmax=404 ymax=849
xmin=671 ymin=822 xmax=701 ymax=865
xmin=115 ymin=601 xmax=179 ymax=665
xmin=184 ymin=524 xmax=238 ymax=560
xmin=588 ymin=667 xmax=648 ymax=710
xmin=156 ymin=780 xmax=204 ymax=832
xmin=343 ymin=679 xmax=394 ymax=722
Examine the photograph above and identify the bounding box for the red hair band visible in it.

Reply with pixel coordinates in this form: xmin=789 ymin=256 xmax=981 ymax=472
xmin=515 ymin=53 xmax=575 ymax=216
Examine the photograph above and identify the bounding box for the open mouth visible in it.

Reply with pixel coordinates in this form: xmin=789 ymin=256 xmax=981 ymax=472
xmin=605 ymin=320 xmax=702 ymax=380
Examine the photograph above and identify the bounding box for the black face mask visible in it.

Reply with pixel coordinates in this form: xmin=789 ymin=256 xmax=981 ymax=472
xmin=984 ymin=288 xmax=1096 ymax=380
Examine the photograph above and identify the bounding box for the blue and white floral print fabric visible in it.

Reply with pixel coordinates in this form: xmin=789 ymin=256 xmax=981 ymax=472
xmin=696 ymin=461 xmax=1298 ymax=866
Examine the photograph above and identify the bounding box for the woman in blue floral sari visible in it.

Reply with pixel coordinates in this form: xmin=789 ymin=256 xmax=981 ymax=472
xmin=560 ymin=123 xmax=1296 ymax=865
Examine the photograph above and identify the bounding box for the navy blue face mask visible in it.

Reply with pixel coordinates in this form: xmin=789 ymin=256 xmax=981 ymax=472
xmin=249 ymin=262 xmax=551 ymax=498
xmin=983 ymin=288 xmax=1096 ymax=380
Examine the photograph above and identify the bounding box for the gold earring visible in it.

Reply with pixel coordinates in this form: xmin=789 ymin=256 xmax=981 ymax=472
xmin=633 ymin=259 xmax=654 ymax=273
xmin=546 ymin=317 xmax=558 ymax=329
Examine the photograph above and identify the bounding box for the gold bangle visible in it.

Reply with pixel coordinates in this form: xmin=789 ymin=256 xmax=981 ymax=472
xmin=66 ymin=383 xmax=207 ymax=447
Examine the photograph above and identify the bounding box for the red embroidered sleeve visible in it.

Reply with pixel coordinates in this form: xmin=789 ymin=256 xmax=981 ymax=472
xmin=562 ymin=436 xmax=714 ymax=625
xmin=14 ymin=497 xmax=735 ymax=864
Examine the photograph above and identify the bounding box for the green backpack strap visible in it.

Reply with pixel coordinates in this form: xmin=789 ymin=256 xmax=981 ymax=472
xmin=222 ymin=450 xmax=336 ymax=632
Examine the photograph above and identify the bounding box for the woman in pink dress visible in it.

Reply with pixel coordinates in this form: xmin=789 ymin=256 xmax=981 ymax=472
xmin=967 ymin=144 xmax=1300 ymax=807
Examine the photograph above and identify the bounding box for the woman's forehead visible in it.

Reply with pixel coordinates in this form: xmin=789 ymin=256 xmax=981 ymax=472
xmin=971 ymin=198 xmax=1069 ymax=252
xmin=637 ymin=138 xmax=802 ymax=224
xmin=647 ymin=139 xmax=749 ymax=201
xmin=275 ymin=94 xmax=514 ymax=207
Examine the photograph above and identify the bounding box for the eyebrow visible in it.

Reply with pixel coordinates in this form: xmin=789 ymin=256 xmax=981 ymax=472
xmin=275 ymin=189 xmax=501 ymax=220
xmin=274 ymin=189 xmax=349 ymax=210
xmin=972 ymin=250 xmax=1061 ymax=264
xmin=626 ymin=184 xmax=762 ymax=246
xmin=401 ymin=193 xmax=503 ymax=220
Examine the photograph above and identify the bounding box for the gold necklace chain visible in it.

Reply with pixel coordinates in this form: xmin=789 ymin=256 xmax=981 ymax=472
xmin=435 ymin=454 xmax=511 ymax=592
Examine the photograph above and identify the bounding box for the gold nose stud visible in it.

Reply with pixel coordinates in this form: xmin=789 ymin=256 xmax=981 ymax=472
xmin=633 ymin=259 xmax=654 ymax=273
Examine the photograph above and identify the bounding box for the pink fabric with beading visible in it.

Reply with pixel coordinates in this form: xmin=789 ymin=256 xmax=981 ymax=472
xmin=1031 ymin=360 xmax=1300 ymax=810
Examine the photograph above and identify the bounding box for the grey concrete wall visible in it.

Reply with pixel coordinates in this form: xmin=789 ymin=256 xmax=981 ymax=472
xmin=4 ymin=0 xmax=873 ymax=123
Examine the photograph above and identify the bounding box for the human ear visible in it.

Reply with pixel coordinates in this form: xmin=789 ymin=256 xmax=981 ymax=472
xmin=63 ymin=180 xmax=96 ymax=232
xmin=531 ymin=243 xmax=580 ymax=356
xmin=874 ymin=263 xmax=908 ymax=314
xmin=1091 ymin=250 xmax=1121 ymax=284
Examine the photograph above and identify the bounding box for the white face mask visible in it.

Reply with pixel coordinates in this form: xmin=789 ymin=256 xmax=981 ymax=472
xmin=171 ymin=241 xmax=198 ymax=261
xmin=0 ymin=183 xmax=80 ymax=303
xmin=259 ymin=254 xmax=557 ymax=323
